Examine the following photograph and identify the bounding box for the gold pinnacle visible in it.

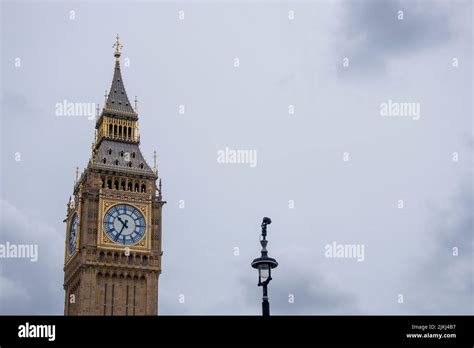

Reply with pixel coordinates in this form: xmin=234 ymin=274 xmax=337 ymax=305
xmin=113 ymin=33 xmax=123 ymax=59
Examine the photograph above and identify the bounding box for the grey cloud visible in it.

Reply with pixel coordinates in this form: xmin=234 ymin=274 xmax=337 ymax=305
xmin=339 ymin=0 xmax=455 ymax=74
xmin=405 ymin=179 xmax=473 ymax=314
xmin=0 ymin=198 xmax=63 ymax=314
xmin=249 ymin=270 xmax=359 ymax=315
xmin=1 ymin=92 xmax=32 ymax=118
xmin=159 ymin=267 xmax=359 ymax=315
xmin=225 ymin=260 xmax=360 ymax=315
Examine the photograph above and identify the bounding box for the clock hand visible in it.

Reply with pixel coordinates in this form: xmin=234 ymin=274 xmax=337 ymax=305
xmin=114 ymin=218 xmax=130 ymax=241
xmin=115 ymin=224 xmax=126 ymax=241
xmin=117 ymin=216 xmax=126 ymax=226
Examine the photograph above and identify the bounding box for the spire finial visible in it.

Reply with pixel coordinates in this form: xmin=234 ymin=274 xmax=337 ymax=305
xmin=153 ymin=150 xmax=157 ymax=172
xmin=113 ymin=33 xmax=123 ymax=59
xmin=134 ymin=96 xmax=138 ymax=112
xmin=75 ymin=166 xmax=79 ymax=184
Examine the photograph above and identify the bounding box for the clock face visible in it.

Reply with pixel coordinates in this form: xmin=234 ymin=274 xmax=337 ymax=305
xmin=68 ymin=212 xmax=78 ymax=253
xmin=103 ymin=204 xmax=146 ymax=245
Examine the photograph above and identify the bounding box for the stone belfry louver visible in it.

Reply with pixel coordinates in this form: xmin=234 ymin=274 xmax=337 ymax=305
xmin=63 ymin=35 xmax=164 ymax=315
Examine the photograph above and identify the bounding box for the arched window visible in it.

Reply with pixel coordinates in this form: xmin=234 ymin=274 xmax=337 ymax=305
xmin=120 ymin=151 xmax=124 ymax=157
xmin=108 ymin=148 xmax=112 ymax=155
xmin=108 ymin=124 xmax=113 ymax=136
xmin=141 ymin=184 xmax=146 ymax=193
xmin=114 ymin=125 xmax=117 ymax=137
xmin=119 ymin=126 xmax=122 ymax=137
xmin=107 ymin=179 xmax=112 ymax=189
xmin=121 ymin=181 xmax=126 ymax=190
xmin=115 ymin=160 xmax=119 ymax=165
xmin=132 ymin=152 xmax=136 ymax=159
xmin=134 ymin=183 xmax=139 ymax=192
xmin=128 ymin=182 xmax=133 ymax=191
xmin=114 ymin=180 xmax=119 ymax=190
xmin=139 ymin=163 xmax=144 ymax=169
xmin=101 ymin=177 xmax=105 ymax=188
xmin=128 ymin=162 xmax=132 ymax=167
xmin=102 ymin=158 xmax=107 ymax=164
xmin=128 ymin=127 xmax=131 ymax=138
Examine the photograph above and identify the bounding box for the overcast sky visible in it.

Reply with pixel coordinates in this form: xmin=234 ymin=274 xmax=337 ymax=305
xmin=0 ymin=0 xmax=472 ymax=315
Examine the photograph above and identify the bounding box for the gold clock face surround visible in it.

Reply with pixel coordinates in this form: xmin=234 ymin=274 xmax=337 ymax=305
xmin=98 ymin=198 xmax=151 ymax=252
xmin=103 ymin=203 xmax=146 ymax=245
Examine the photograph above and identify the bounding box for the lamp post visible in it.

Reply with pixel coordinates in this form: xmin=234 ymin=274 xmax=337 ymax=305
xmin=251 ymin=217 xmax=278 ymax=316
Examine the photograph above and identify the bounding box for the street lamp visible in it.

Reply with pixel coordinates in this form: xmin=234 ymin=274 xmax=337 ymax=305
xmin=251 ymin=217 xmax=278 ymax=316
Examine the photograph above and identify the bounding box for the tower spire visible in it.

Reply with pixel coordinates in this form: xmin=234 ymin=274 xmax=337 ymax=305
xmin=100 ymin=36 xmax=137 ymax=118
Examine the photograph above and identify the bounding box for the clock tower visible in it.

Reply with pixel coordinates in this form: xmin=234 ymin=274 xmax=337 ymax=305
xmin=63 ymin=36 xmax=164 ymax=315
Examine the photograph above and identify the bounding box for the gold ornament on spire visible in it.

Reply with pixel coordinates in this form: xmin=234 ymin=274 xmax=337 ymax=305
xmin=153 ymin=150 xmax=157 ymax=172
xmin=113 ymin=33 xmax=123 ymax=59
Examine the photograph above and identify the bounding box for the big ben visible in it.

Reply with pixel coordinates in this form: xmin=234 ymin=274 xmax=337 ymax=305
xmin=63 ymin=36 xmax=164 ymax=315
